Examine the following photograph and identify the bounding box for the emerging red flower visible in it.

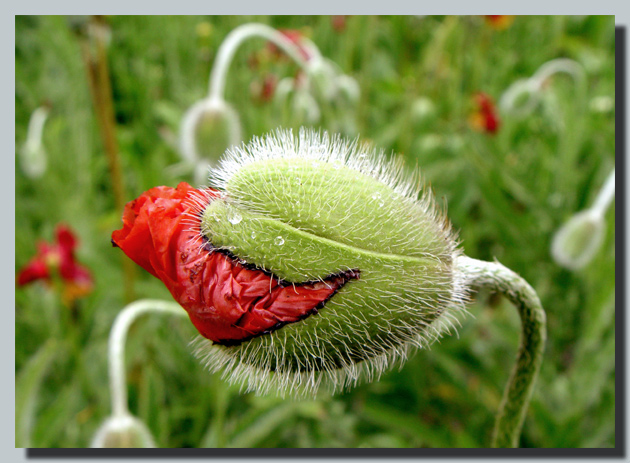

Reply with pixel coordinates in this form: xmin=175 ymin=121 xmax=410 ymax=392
xmin=17 ymin=225 xmax=93 ymax=304
xmin=111 ymin=183 xmax=356 ymax=345
xmin=484 ymin=15 xmax=515 ymax=30
xmin=469 ymin=92 xmax=501 ymax=134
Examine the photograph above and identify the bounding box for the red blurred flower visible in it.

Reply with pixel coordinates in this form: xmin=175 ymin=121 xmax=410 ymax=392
xmin=17 ymin=225 xmax=93 ymax=304
xmin=267 ymin=29 xmax=312 ymax=62
xmin=331 ymin=16 xmax=349 ymax=33
xmin=250 ymin=73 xmax=278 ymax=103
xmin=484 ymin=15 xmax=515 ymax=30
xmin=469 ymin=92 xmax=501 ymax=134
xmin=111 ymin=183 xmax=355 ymax=345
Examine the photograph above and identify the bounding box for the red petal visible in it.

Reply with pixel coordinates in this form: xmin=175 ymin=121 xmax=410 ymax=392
xmin=17 ymin=258 xmax=50 ymax=286
xmin=112 ymin=184 xmax=359 ymax=344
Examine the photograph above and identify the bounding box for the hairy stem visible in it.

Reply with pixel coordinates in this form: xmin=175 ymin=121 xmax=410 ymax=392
xmin=108 ymin=300 xmax=188 ymax=417
xmin=456 ymin=255 xmax=546 ymax=448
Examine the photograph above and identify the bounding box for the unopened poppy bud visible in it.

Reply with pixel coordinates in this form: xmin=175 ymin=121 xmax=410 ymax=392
xmin=113 ymin=128 xmax=466 ymax=396
xmin=202 ymin=129 xmax=466 ymax=394
xmin=410 ymin=97 xmax=437 ymax=129
xmin=179 ymin=97 xmax=242 ymax=184
xmin=551 ymin=169 xmax=615 ymax=270
xmin=20 ymin=106 xmax=49 ymax=179
xmin=551 ymin=209 xmax=604 ymax=270
xmin=91 ymin=414 xmax=155 ymax=448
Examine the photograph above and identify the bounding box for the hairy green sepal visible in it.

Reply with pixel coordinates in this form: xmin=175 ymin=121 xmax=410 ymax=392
xmin=201 ymin=157 xmax=458 ymax=374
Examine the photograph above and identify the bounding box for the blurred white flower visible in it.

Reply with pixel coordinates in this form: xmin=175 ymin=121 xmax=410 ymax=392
xmin=20 ymin=106 xmax=50 ymax=179
xmin=551 ymin=169 xmax=615 ymax=270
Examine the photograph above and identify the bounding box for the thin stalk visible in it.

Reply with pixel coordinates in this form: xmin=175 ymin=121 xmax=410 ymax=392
xmin=79 ymin=15 xmax=135 ymax=302
xmin=208 ymin=23 xmax=320 ymax=102
xmin=591 ymin=168 xmax=616 ymax=217
xmin=108 ymin=300 xmax=188 ymax=417
xmin=456 ymin=255 xmax=546 ymax=448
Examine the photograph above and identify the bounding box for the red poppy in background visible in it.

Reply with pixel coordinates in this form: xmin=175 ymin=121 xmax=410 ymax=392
xmin=331 ymin=16 xmax=349 ymax=33
xmin=484 ymin=15 xmax=515 ymax=30
xmin=111 ymin=183 xmax=353 ymax=345
xmin=251 ymin=73 xmax=278 ymax=103
xmin=469 ymin=92 xmax=501 ymax=134
xmin=17 ymin=224 xmax=93 ymax=305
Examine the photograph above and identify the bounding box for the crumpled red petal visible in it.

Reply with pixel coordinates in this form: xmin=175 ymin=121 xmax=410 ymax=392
xmin=112 ymin=182 xmax=357 ymax=345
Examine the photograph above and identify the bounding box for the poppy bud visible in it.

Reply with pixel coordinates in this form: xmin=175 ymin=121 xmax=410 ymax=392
xmin=113 ymin=129 xmax=466 ymax=396
xmin=551 ymin=209 xmax=605 ymax=270
xmin=91 ymin=414 xmax=155 ymax=448
xmin=551 ymin=169 xmax=615 ymax=270
xmin=410 ymin=97 xmax=437 ymax=130
xmin=19 ymin=106 xmax=50 ymax=179
xmin=179 ymin=97 xmax=242 ymax=184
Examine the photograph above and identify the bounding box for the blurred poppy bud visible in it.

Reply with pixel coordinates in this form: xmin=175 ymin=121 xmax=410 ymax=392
xmin=551 ymin=209 xmax=604 ymax=270
xmin=19 ymin=106 xmax=50 ymax=179
xmin=113 ymin=129 xmax=466 ymax=396
xmin=91 ymin=413 xmax=155 ymax=448
xmin=410 ymin=97 xmax=437 ymax=130
xmin=551 ymin=169 xmax=615 ymax=270
xmin=274 ymin=76 xmax=321 ymax=125
xmin=179 ymin=97 xmax=242 ymax=184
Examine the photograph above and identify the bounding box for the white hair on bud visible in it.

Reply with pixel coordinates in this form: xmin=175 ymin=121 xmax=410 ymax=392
xmin=211 ymin=128 xmax=424 ymax=203
xmin=193 ymin=128 xmax=469 ymax=397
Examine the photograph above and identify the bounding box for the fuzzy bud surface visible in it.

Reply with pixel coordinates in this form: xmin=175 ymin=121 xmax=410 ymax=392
xmin=113 ymin=129 xmax=466 ymax=395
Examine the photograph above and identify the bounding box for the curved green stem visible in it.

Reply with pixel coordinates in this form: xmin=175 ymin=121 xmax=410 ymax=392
xmin=208 ymin=23 xmax=320 ymax=102
xmin=456 ymin=256 xmax=547 ymax=448
xmin=108 ymin=299 xmax=188 ymax=417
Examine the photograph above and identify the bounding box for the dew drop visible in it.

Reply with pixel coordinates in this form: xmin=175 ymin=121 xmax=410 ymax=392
xmin=228 ymin=212 xmax=242 ymax=225
xmin=251 ymin=231 xmax=257 ymax=239
xmin=371 ymin=191 xmax=385 ymax=207
xmin=274 ymin=236 xmax=285 ymax=246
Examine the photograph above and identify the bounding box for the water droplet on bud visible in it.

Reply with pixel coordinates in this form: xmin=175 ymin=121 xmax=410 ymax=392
xmin=228 ymin=212 xmax=242 ymax=225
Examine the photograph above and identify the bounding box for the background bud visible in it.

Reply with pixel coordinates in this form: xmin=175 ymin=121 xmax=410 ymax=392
xmin=195 ymin=128 xmax=466 ymax=396
xmin=409 ymin=97 xmax=437 ymax=129
xmin=19 ymin=106 xmax=50 ymax=179
xmin=179 ymin=97 xmax=242 ymax=183
xmin=90 ymin=414 xmax=156 ymax=448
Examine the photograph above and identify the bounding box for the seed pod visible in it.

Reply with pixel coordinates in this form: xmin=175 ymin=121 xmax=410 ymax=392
xmin=113 ymin=128 xmax=467 ymax=396
xmin=91 ymin=414 xmax=155 ymax=448
xmin=179 ymin=97 xmax=242 ymax=184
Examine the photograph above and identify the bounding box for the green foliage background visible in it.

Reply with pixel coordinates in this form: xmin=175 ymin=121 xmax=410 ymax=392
xmin=15 ymin=15 xmax=615 ymax=448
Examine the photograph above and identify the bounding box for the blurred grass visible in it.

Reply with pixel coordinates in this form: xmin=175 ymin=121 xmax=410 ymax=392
xmin=15 ymin=15 xmax=615 ymax=448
